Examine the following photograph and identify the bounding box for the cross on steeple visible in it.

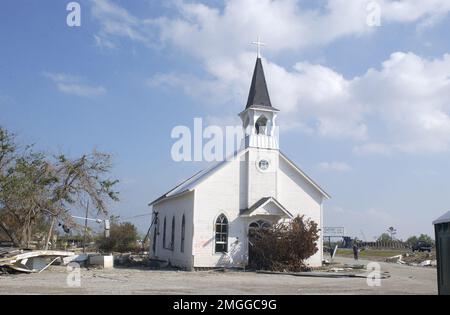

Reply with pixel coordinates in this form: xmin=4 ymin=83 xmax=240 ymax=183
xmin=251 ymin=37 xmax=266 ymax=59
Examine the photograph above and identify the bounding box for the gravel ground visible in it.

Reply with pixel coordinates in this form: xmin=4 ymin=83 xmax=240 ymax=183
xmin=0 ymin=257 xmax=437 ymax=295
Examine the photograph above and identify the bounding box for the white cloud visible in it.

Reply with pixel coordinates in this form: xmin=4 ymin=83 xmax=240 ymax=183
xmin=91 ymin=0 xmax=450 ymax=55
xmin=91 ymin=1 xmax=450 ymax=154
xmin=318 ymin=161 xmax=352 ymax=173
xmin=149 ymin=53 xmax=368 ymax=139
xmin=378 ymin=0 xmax=450 ymax=23
xmin=353 ymin=142 xmax=392 ymax=156
xmin=147 ymin=71 xmax=244 ymax=106
xmin=44 ymin=72 xmax=107 ymax=97
xmin=152 ymin=51 xmax=450 ymax=154
xmin=352 ymin=52 xmax=450 ymax=154
xmin=94 ymin=34 xmax=116 ymax=49
xmin=91 ymin=0 xmax=159 ymax=48
xmin=154 ymin=0 xmax=450 ymax=60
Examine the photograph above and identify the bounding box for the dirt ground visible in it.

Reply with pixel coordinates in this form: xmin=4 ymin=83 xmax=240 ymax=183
xmin=0 ymin=257 xmax=437 ymax=295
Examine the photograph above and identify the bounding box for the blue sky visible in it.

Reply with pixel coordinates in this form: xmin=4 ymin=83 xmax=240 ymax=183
xmin=1 ymin=0 xmax=450 ymax=240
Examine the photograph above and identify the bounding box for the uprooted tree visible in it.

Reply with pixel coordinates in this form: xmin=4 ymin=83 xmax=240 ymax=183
xmin=248 ymin=215 xmax=320 ymax=272
xmin=0 ymin=126 xmax=119 ymax=248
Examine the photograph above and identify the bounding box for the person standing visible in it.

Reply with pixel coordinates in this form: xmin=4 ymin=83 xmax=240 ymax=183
xmin=353 ymin=243 xmax=359 ymax=261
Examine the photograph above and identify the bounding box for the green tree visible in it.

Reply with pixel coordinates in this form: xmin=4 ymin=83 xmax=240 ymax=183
xmin=377 ymin=233 xmax=392 ymax=242
xmin=406 ymin=235 xmax=418 ymax=245
xmin=0 ymin=127 xmax=16 ymax=241
xmin=98 ymin=220 xmax=139 ymax=253
xmin=0 ymin=126 xmax=119 ymax=247
xmin=0 ymin=152 xmax=56 ymax=246
xmin=418 ymin=234 xmax=434 ymax=245
xmin=407 ymin=234 xmax=434 ymax=246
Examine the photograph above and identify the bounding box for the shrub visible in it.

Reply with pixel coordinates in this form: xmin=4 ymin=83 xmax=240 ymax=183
xmin=98 ymin=221 xmax=138 ymax=253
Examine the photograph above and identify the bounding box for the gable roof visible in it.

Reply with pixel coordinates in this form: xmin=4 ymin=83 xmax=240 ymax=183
xmin=279 ymin=151 xmax=331 ymax=199
xmin=149 ymin=148 xmax=248 ymax=206
xmin=246 ymin=58 xmax=273 ymax=109
xmin=149 ymin=149 xmax=330 ymax=206
xmin=240 ymin=197 xmax=294 ymax=218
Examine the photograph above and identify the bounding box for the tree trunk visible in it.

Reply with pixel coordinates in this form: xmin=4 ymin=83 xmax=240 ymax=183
xmin=44 ymin=216 xmax=56 ymax=250
xmin=0 ymin=220 xmax=20 ymax=247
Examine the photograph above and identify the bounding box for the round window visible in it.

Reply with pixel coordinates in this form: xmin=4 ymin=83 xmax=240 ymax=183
xmin=258 ymin=159 xmax=270 ymax=171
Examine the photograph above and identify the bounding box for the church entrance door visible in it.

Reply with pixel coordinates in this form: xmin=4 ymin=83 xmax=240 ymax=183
xmin=248 ymin=220 xmax=272 ymax=268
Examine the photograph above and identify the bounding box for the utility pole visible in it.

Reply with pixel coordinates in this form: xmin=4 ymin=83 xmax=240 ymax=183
xmin=387 ymin=227 xmax=397 ymax=240
xmin=143 ymin=212 xmax=158 ymax=253
xmin=83 ymin=201 xmax=89 ymax=253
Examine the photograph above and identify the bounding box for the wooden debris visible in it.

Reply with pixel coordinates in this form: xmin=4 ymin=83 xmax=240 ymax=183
xmin=0 ymin=250 xmax=75 ymax=273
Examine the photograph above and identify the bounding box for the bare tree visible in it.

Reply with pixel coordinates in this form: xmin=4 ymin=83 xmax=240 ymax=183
xmin=43 ymin=152 xmax=119 ymax=249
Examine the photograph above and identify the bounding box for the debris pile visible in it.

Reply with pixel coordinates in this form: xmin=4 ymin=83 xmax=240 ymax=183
xmin=385 ymin=252 xmax=436 ymax=267
xmin=248 ymin=216 xmax=320 ymax=272
xmin=114 ymin=253 xmax=171 ymax=269
xmin=258 ymin=263 xmax=391 ymax=279
xmin=385 ymin=255 xmax=405 ymax=264
xmin=0 ymin=248 xmax=79 ymax=274
xmin=115 ymin=253 xmax=149 ymax=267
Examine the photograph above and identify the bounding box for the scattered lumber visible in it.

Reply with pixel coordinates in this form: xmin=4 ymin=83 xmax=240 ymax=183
xmin=0 ymin=250 xmax=77 ymax=274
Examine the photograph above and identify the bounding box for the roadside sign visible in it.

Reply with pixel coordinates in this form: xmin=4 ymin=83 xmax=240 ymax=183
xmin=323 ymin=227 xmax=345 ymax=237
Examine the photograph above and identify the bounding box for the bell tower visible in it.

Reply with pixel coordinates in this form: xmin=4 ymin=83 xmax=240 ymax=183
xmin=239 ymin=57 xmax=279 ymax=150
xmin=239 ymin=40 xmax=281 ymax=208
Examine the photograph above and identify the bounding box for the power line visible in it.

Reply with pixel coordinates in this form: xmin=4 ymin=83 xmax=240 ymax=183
xmin=120 ymin=213 xmax=153 ymax=221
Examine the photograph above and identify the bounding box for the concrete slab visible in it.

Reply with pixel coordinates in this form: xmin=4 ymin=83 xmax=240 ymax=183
xmin=89 ymin=255 xmax=114 ymax=269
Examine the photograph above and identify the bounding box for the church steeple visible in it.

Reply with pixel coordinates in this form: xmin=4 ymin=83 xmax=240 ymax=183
xmin=246 ymin=58 xmax=273 ymax=109
xmin=239 ymin=53 xmax=279 ymax=151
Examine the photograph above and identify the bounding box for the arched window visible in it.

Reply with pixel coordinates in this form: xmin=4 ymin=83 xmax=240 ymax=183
xmin=171 ymin=216 xmax=175 ymax=250
xmin=181 ymin=214 xmax=186 ymax=253
xmin=255 ymin=116 xmax=268 ymax=135
xmin=249 ymin=222 xmax=260 ymax=229
xmin=163 ymin=217 xmax=167 ymax=248
xmin=249 ymin=220 xmax=272 ymax=230
xmin=215 ymin=214 xmax=229 ymax=253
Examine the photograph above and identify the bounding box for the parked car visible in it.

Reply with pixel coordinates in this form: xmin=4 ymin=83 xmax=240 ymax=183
xmin=412 ymin=241 xmax=432 ymax=252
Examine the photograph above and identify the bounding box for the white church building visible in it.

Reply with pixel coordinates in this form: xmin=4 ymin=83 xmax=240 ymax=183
xmin=149 ymin=55 xmax=330 ymax=270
